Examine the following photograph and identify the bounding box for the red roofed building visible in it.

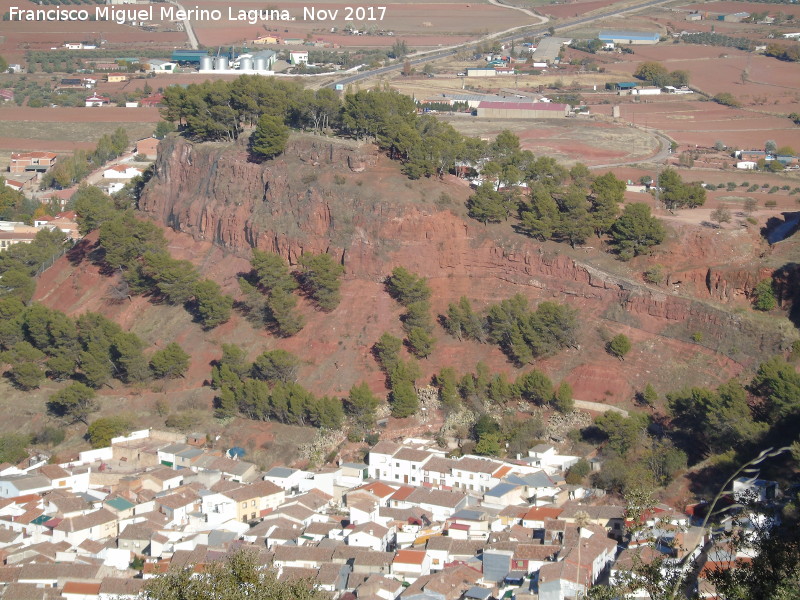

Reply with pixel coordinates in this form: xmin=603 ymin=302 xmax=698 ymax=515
xmin=9 ymin=151 xmax=57 ymax=175
xmin=140 ymin=94 xmax=164 ymax=107
xmin=85 ymin=94 xmax=111 ymax=107
xmin=392 ymin=549 xmax=431 ymax=581
xmin=62 ymin=581 xmax=101 ymax=599
xmin=522 ymin=506 xmax=564 ymax=529
xmin=476 ymin=101 xmax=569 ymax=118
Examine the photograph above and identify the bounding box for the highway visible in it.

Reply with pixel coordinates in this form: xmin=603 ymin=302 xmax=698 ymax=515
xmin=326 ymin=0 xmax=676 ymax=89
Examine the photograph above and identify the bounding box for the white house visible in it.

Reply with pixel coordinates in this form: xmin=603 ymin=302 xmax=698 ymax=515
xmin=525 ymin=445 xmax=579 ymax=474
xmin=52 ymin=508 xmax=118 ymax=546
xmin=103 ymin=165 xmax=143 ymax=180
xmin=347 ymin=521 xmax=393 ymax=551
xmin=391 ymin=549 xmax=431 ymax=583
xmin=0 ymin=473 xmax=53 ymax=498
xmin=199 ymin=490 xmax=237 ymax=527
xmin=290 ymin=51 xmax=309 ymax=65
xmin=263 ymin=466 xmax=309 ymax=492
xmin=85 ymin=94 xmax=110 ymax=107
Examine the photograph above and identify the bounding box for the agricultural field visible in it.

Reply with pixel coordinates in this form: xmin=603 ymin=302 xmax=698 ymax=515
xmin=0 ymin=0 xmax=187 ymax=64
xmin=190 ymin=0 xmax=540 ymax=48
xmin=0 ymin=106 xmax=160 ymax=153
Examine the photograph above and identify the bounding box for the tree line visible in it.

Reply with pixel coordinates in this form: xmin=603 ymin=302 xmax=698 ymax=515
xmin=443 ymin=294 xmax=579 ymax=366
xmin=581 ymin=353 xmax=800 ymax=496
xmin=211 ymin=344 xmax=344 ymax=429
xmin=41 ymin=127 xmax=129 ymax=190
xmin=158 ymin=77 xmax=508 ymax=179
xmin=385 ymin=267 xmax=436 ymax=358
xmin=0 ymin=296 xmax=189 ymax=396
xmin=463 ymin=132 xmax=680 ymax=260
xmin=238 ymin=248 xmax=345 ymax=336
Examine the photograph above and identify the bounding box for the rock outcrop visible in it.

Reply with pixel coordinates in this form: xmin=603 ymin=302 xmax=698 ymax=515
xmin=138 ymin=135 xmax=792 ymax=364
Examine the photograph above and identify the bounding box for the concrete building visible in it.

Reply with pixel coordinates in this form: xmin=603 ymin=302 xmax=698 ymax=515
xmin=290 ymin=51 xmax=309 ymax=65
xmin=476 ymin=101 xmax=569 ymax=119
xmin=598 ymin=31 xmax=660 ymax=45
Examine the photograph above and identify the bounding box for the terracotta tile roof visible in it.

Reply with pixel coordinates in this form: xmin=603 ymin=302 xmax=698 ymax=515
xmin=389 ymin=485 xmax=415 ymax=502
xmin=354 ymin=481 xmax=396 ymax=499
xmin=493 ymin=465 xmax=513 ymax=479
xmin=279 ymin=566 xmax=317 ymax=582
xmin=452 ymin=457 xmax=501 ymax=475
xmin=53 ymin=508 xmax=116 ymax=533
xmin=393 ymin=448 xmax=433 ymax=463
xmin=422 ymin=456 xmax=459 ymax=474
xmin=394 ymin=549 xmax=426 ymax=565
xmin=349 ymin=521 xmax=389 ymax=538
xmin=370 ymin=441 xmax=401 ymax=456
xmin=273 ymin=545 xmax=334 ymax=564
xmin=523 ymin=506 xmax=564 ymax=521
xmin=38 ymin=465 xmax=70 ymax=481
xmin=513 ymin=543 xmax=561 ymax=561
xmin=99 ymin=577 xmax=146 ymax=595
xmin=62 ymin=581 xmax=101 ymax=595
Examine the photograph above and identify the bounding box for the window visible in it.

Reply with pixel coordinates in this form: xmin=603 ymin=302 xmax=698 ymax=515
xmin=411 ymin=477 xmax=416 ymax=482
xmin=251 ymin=512 xmax=256 ymax=519
xmin=251 ymin=500 xmax=256 ymax=506
xmin=394 ymin=475 xmax=399 ymax=480
xmin=242 ymin=502 xmax=247 ymax=508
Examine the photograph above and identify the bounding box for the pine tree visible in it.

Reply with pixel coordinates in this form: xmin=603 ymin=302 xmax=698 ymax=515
xmin=192 ymin=280 xmax=233 ymax=329
xmin=389 ymin=379 xmax=418 ymax=418
xmin=251 ymin=114 xmax=289 ymax=159
xmin=150 ymin=342 xmax=190 ymax=379
xmin=298 ymin=253 xmax=345 ymax=311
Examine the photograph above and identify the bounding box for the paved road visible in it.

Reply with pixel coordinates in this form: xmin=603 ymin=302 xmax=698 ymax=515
xmin=170 ymin=0 xmax=199 ymax=50
xmin=327 ymin=0 xmax=677 ymax=89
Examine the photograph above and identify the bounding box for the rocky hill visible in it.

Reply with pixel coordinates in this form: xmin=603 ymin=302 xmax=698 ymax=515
xmin=137 ymin=135 xmax=793 ymax=373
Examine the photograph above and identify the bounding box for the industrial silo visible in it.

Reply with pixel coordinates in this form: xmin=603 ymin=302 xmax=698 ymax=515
xmin=215 ymin=56 xmax=229 ymax=70
xmin=239 ymin=57 xmax=253 ymax=71
xmin=253 ymin=57 xmax=266 ymax=71
xmin=200 ymin=56 xmax=213 ymax=71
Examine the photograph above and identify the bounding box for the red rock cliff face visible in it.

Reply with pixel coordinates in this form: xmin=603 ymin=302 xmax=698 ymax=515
xmin=138 ymin=136 xmax=789 ymax=362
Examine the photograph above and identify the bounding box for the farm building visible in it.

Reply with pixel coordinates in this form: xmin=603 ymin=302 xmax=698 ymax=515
xmin=441 ymin=94 xmax=534 ymax=109
xmin=532 ymin=37 xmax=570 ymax=64
xmin=631 ymin=86 xmax=662 ymax=96
xmin=290 ymin=51 xmax=309 ymax=65
xmin=598 ymin=31 xmax=660 ymax=45
xmin=476 ymin=101 xmax=569 ymax=119
xmin=721 ymin=12 xmax=749 ymax=22
xmin=171 ymin=50 xmax=210 ymax=64
xmin=253 ymin=35 xmax=280 ymax=45
xmin=146 ymin=59 xmax=177 ymax=72
xmin=467 ymin=68 xmax=497 ymax=77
